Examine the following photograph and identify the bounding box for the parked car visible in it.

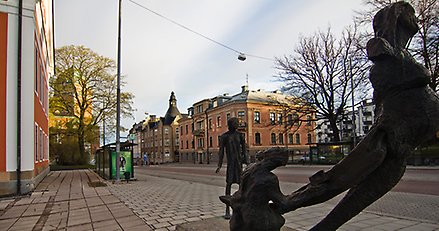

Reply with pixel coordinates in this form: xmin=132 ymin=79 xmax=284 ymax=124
xmin=299 ymin=155 xmax=326 ymax=164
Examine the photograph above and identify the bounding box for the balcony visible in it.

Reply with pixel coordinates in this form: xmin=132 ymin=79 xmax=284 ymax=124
xmin=363 ymin=111 xmax=372 ymax=116
xmin=193 ymin=129 xmax=205 ymax=136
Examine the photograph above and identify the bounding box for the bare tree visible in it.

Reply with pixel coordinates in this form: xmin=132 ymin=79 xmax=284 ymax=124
xmin=50 ymin=45 xmax=134 ymax=164
xmin=275 ymin=26 xmax=371 ymax=142
xmin=355 ymin=0 xmax=438 ymax=92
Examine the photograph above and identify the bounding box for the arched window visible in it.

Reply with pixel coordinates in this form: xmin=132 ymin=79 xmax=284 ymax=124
xmin=271 ymin=133 xmax=276 ymax=144
xmin=279 ymin=133 xmax=284 ymax=144
xmin=255 ymin=132 xmax=261 ymax=145
xmin=295 ymin=134 xmax=300 ymax=144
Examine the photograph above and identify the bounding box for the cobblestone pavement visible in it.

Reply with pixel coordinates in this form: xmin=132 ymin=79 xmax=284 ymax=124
xmin=108 ymin=170 xmax=439 ymax=231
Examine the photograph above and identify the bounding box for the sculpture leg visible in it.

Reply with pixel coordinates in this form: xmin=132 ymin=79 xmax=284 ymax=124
xmin=224 ymin=183 xmax=232 ymax=219
xmin=310 ymin=154 xmax=407 ymax=231
xmin=283 ymin=129 xmax=388 ymax=212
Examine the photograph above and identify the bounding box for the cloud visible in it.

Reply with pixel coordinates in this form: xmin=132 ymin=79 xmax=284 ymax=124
xmin=55 ymin=0 xmax=365 ymax=135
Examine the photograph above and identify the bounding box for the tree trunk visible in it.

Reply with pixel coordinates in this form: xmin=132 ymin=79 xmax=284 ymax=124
xmin=77 ymin=124 xmax=86 ymax=164
xmin=328 ymin=117 xmax=341 ymax=142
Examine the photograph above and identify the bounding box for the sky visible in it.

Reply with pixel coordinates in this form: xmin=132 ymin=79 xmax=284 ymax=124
xmin=54 ymin=0 xmax=366 ymax=137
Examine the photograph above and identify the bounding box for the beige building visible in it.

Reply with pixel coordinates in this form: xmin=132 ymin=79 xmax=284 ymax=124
xmin=138 ymin=92 xmax=183 ymax=164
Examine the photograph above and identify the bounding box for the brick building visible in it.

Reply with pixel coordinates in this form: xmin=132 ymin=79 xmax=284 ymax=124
xmin=178 ymin=86 xmax=316 ymax=164
xmin=137 ymin=92 xmax=184 ymax=164
xmin=0 ymin=0 xmax=53 ymax=195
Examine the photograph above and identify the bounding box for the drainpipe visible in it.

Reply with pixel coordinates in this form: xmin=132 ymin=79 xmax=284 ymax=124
xmin=16 ymin=0 xmax=23 ymax=195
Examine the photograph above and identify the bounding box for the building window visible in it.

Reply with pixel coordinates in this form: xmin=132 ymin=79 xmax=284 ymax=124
xmin=35 ymin=125 xmax=38 ymax=162
xmin=185 ymin=125 xmax=188 ymax=134
xmin=35 ymin=48 xmax=38 ymax=93
xmin=39 ymin=128 xmax=43 ymax=161
xmin=226 ymin=113 xmax=231 ymax=121
xmin=271 ymin=133 xmax=276 ymax=144
xmin=287 ymin=114 xmax=293 ymax=125
xmin=217 ymin=116 xmax=221 ymax=127
xmin=270 ymin=112 xmax=275 ymax=125
xmin=208 ymin=118 xmax=212 ymax=129
xmin=164 ymin=128 xmax=169 ymax=135
xmin=307 ymin=134 xmax=312 ymax=144
xmin=254 ymin=111 xmax=260 ymax=124
xmin=307 ymin=115 xmax=312 ymax=125
xmin=197 ymin=138 xmax=204 ymax=148
xmin=180 ymin=126 xmax=184 ymax=135
xmin=288 ymin=133 xmax=293 ymax=144
xmin=279 ymin=133 xmax=284 ymax=144
xmin=186 ymin=140 xmax=189 ymax=149
xmin=238 ymin=111 xmax=245 ymax=119
xmin=209 ymin=136 xmax=213 ymax=147
xmin=197 ymin=104 xmax=203 ymax=113
xmin=196 ymin=121 xmax=203 ymax=130
xmin=255 ymin=133 xmax=261 ymax=145
xmin=295 ymin=134 xmax=301 ymax=144
xmin=294 ymin=113 xmax=300 ymax=125
xmin=277 ymin=113 xmax=283 ymax=125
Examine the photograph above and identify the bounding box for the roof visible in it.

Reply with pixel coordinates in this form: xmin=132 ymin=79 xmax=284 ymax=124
xmin=225 ymin=88 xmax=298 ymax=106
xmin=163 ymin=92 xmax=182 ymax=125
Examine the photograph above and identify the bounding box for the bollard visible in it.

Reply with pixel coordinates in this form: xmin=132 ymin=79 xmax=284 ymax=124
xmin=123 ymin=171 xmax=130 ymax=183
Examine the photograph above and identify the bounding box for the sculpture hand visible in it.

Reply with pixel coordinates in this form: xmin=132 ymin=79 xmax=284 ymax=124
xmin=215 ymin=166 xmax=221 ymax=173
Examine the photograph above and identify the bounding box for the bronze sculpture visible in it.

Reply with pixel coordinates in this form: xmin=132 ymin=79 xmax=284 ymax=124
xmin=220 ymin=148 xmax=289 ymax=231
xmin=216 ymin=117 xmax=248 ymax=219
xmin=281 ymin=2 xmax=439 ymax=230
xmin=219 ymin=2 xmax=439 ymax=231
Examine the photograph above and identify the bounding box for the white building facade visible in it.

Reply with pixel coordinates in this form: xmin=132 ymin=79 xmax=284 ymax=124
xmin=0 ymin=0 xmax=53 ymax=196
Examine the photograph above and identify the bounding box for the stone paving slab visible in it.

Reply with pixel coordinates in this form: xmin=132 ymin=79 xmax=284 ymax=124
xmin=108 ymin=171 xmax=439 ymax=231
xmin=1 ymin=168 xmax=438 ymax=230
xmin=0 ymin=170 xmax=151 ymax=231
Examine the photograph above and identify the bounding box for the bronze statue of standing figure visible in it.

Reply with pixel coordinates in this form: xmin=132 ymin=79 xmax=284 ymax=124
xmin=216 ymin=117 xmax=248 ymax=219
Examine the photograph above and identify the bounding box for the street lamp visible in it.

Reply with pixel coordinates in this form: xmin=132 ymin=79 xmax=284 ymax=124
xmin=238 ymin=53 xmax=246 ymax=61
xmin=350 ymin=59 xmax=356 ymax=147
xmin=115 ymin=0 xmax=122 ymax=181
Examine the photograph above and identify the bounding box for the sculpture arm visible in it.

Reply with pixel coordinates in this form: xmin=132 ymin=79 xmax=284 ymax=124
xmin=268 ymin=178 xmax=289 ymax=214
xmin=240 ymin=133 xmax=249 ymax=164
xmin=216 ymin=135 xmax=225 ymax=172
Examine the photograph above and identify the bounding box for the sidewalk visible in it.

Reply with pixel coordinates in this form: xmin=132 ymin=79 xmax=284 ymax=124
xmin=0 ymin=170 xmax=151 ymax=231
xmin=1 ymin=169 xmax=438 ymax=230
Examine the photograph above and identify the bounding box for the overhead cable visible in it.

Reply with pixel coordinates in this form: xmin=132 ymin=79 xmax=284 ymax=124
xmin=128 ymin=0 xmax=275 ymax=62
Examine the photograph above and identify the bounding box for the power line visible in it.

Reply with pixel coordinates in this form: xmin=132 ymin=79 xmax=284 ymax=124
xmin=127 ymin=0 xmax=275 ymax=62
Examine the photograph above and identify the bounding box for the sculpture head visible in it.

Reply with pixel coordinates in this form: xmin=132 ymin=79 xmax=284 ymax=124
xmin=373 ymin=1 xmax=418 ymax=50
xmin=227 ymin=117 xmax=239 ymax=132
xmin=256 ymin=147 xmax=289 ymax=171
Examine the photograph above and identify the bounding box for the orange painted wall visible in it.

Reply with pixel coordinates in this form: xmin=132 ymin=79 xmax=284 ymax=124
xmin=0 ymin=12 xmax=8 ymax=172
xmin=34 ymin=96 xmax=48 ymax=134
